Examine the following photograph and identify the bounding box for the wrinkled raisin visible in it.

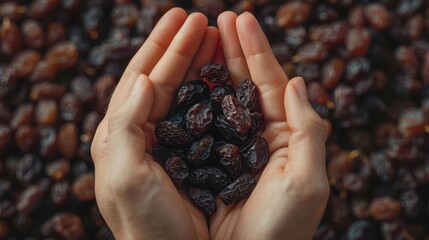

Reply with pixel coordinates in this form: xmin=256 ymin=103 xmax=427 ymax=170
xmin=186 ymin=103 xmax=213 ymax=137
xmin=219 ymin=173 xmax=256 ymax=205
xmin=222 ymin=95 xmax=251 ymax=134
xmin=189 ymin=167 xmax=228 ymax=191
xmin=189 ymin=188 xmax=216 ymax=215
xmin=165 ymin=156 xmax=189 ymax=185
xmin=200 ymin=64 xmax=230 ymax=84
xmin=241 ymin=135 xmax=269 ymax=173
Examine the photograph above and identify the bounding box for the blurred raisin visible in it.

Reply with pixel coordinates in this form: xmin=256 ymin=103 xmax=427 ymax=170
xmin=46 ymin=159 xmax=70 ymax=181
xmin=16 ymin=154 xmax=42 ymax=184
xmin=35 ymin=100 xmax=58 ymax=126
xmin=16 ymin=184 xmax=46 ymax=213
xmin=293 ymin=42 xmax=327 ymax=63
xmin=60 ymin=93 xmax=83 ymax=122
xmin=346 ymin=27 xmax=371 ymax=57
xmin=50 ymin=181 xmax=70 ymax=205
xmin=348 ymin=5 xmax=366 ymax=27
xmin=10 ymin=103 xmax=34 ymax=130
xmin=10 ymin=50 xmax=41 ymax=78
xmin=111 ymin=3 xmax=139 ymax=27
xmin=70 ymin=75 xmax=94 ymax=103
xmin=38 ymin=127 xmax=57 ymax=159
xmin=46 ymin=22 xmax=67 ymax=46
xmin=321 ymin=57 xmax=345 ymax=89
xmin=57 ymin=122 xmax=78 ymax=159
xmin=29 ymin=60 xmax=58 ymax=82
xmin=21 ymin=19 xmax=45 ymax=49
xmin=1 ymin=18 xmax=21 ymax=55
xmin=15 ymin=125 xmax=38 ymax=152
xmin=369 ymin=197 xmax=402 ymax=221
xmin=41 ymin=212 xmax=84 ymax=239
xmin=364 ymin=3 xmax=390 ymax=31
xmin=72 ymin=172 xmax=95 ymax=201
xmin=309 ymin=21 xmax=347 ymax=47
xmin=30 ymin=82 xmax=66 ymax=100
xmin=46 ymin=41 xmax=79 ymax=70
xmin=276 ymin=1 xmax=311 ymax=29
xmin=0 ymin=124 xmax=11 ymax=153
xmin=30 ymin=0 xmax=59 ymax=19
xmin=0 ymin=65 xmax=17 ymax=99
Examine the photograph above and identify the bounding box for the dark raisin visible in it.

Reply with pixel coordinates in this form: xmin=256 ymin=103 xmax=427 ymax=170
xmin=241 ymin=135 xmax=269 ymax=173
xmin=0 ymin=65 xmax=17 ymax=99
xmin=210 ymin=84 xmax=235 ymax=113
xmin=165 ymin=156 xmax=189 ymax=185
xmin=187 ymin=135 xmax=214 ymax=166
xmin=189 ymin=167 xmax=228 ymax=191
xmin=222 ymin=95 xmax=251 ymax=134
xmin=200 ymin=64 xmax=230 ymax=84
xmin=155 ymin=121 xmax=191 ymax=147
xmin=176 ymin=80 xmax=210 ymax=106
xmin=186 ymin=103 xmax=213 ymax=138
xmin=189 ymin=188 xmax=216 ymax=215
xmin=214 ymin=142 xmax=242 ymax=175
xmin=235 ymin=79 xmax=259 ymax=112
xmin=219 ymin=173 xmax=256 ymax=205
xmin=152 ymin=144 xmax=185 ymax=164
xmin=214 ymin=115 xmax=247 ymax=145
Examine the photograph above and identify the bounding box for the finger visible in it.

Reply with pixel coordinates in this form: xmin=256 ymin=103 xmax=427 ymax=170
xmin=106 ymin=8 xmax=187 ymax=117
xmin=126 ymin=7 xmax=188 ymax=75
xmin=284 ymin=77 xmax=327 ymax=176
xmin=107 ymin=74 xmax=154 ymax=165
xmin=149 ymin=12 xmax=208 ymax=121
xmin=236 ymin=12 xmax=288 ymax=122
xmin=184 ymin=26 xmax=220 ymax=81
xmin=217 ymin=11 xmax=251 ymax=88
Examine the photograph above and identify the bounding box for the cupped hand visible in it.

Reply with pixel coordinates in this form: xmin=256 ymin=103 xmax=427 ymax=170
xmin=91 ymin=8 xmax=220 ymax=240
xmin=209 ymin=12 xmax=330 ymax=240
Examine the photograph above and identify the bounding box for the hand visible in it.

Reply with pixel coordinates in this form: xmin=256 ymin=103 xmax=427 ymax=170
xmin=91 ymin=8 xmax=220 ymax=239
xmin=209 ymin=12 xmax=329 ymax=240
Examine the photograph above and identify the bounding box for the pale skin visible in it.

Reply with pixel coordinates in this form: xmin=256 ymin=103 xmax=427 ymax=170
xmin=91 ymin=8 xmax=330 ymax=240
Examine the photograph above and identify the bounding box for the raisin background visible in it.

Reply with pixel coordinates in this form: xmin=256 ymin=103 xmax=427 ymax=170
xmin=0 ymin=0 xmax=428 ymax=239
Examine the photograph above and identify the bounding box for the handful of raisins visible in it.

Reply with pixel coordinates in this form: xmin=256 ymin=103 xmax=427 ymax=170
xmin=153 ymin=64 xmax=269 ymax=215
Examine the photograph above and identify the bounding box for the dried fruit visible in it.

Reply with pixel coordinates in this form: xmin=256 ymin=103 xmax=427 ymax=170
xmin=241 ymin=135 xmax=269 ymax=173
xmin=165 ymin=156 xmax=189 ymax=185
xmin=200 ymin=63 xmax=230 ymax=83
xmin=186 ymin=103 xmax=213 ymax=137
xmin=219 ymin=174 xmax=256 ymax=205
xmin=222 ymin=95 xmax=251 ymax=134
xmin=189 ymin=188 xmax=216 ymax=215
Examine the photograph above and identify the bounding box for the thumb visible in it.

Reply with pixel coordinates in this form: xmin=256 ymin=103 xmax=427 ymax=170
xmin=284 ymin=77 xmax=327 ymax=175
xmin=107 ymin=74 xmax=154 ymax=165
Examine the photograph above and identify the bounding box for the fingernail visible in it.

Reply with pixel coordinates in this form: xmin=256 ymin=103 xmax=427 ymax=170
xmin=130 ymin=74 xmax=146 ymax=96
xmin=292 ymin=77 xmax=308 ymax=102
